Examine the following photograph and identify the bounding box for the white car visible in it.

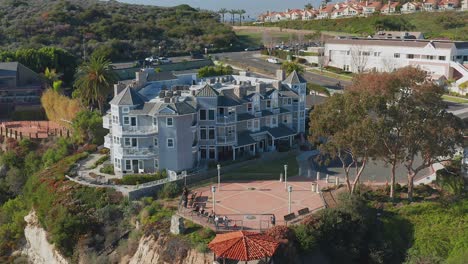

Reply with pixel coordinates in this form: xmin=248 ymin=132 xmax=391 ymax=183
xmin=267 ymin=58 xmax=280 ymax=64
xmin=145 ymin=56 xmax=157 ymax=62
xmin=158 ymin=57 xmax=172 ymax=64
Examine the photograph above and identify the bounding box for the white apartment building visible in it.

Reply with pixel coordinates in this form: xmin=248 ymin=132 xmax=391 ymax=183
xmin=324 ymin=38 xmax=468 ymax=88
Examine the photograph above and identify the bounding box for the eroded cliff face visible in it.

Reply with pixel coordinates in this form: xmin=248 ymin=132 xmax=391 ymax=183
xmin=22 ymin=210 xmax=68 ymax=264
xmin=126 ymin=234 xmax=212 ymax=264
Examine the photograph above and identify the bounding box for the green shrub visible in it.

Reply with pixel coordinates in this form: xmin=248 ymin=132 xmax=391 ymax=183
xmin=119 ymin=172 xmax=167 ymax=185
xmin=91 ymin=154 xmax=109 ymax=169
xmin=159 ymin=182 xmax=180 ymax=199
xmin=292 ymin=224 xmax=317 ymax=252
xmin=198 ymin=64 xmax=233 ymax=78
xmin=99 ymin=164 xmax=114 ymax=175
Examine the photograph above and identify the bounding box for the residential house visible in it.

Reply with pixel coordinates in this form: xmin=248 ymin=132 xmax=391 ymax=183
xmin=462 ymin=0 xmax=468 ymax=10
xmin=381 ymin=1 xmax=400 ymax=14
xmin=422 ymin=0 xmax=439 ymax=11
xmin=317 ymin=4 xmax=335 ymax=19
xmin=362 ymin=1 xmax=383 ymax=15
xmin=438 ymin=0 xmax=460 ymax=9
xmin=401 ymin=2 xmax=422 ymax=13
xmin=0 ymin=62 xmax=43 ymax=117
xmin=103 ymin=70 xmax=307 ymax=175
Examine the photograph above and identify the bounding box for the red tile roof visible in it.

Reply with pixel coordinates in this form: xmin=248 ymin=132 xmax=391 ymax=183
xmin=208 ymin=231 xmax=280 ymax=261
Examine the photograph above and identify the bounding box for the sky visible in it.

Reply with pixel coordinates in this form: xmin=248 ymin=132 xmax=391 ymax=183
xmin=119 ymin=0 xmax=323 ymax=17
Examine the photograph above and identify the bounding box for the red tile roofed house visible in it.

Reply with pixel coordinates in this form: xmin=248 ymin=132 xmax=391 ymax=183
xmin=381 ymin=1 xmax=400 ymax=14
xmin=401 ymin=2 xmax=422 ymax=13
xmin=422 ymin=0 xmax=439 ymax=11
xmin=302 ymin=9 xmax=317 ymax=20
xmin=331 ymin=6 xmax=347 ymax=18
xmin=344 ymin=5 xmax=363 ymax=17
xmin=362 ymin=1 xmax=383 ymax=15
xmin=288 ymin=9 xmax=304 ymax=20
xmin=317 ymin=4 xmax=335 ymax=19
xmin=438 ymin=0 xmax=460 ymax=9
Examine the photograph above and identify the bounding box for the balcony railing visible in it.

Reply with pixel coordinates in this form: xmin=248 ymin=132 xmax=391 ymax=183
xmin=118 ymin=126 xmax=158 ymax=135
xmin=104 ymin=135 xmax=112 ymax=148
xmin=217 ymin=135 xmax=236 ymax=144
xmin=216 ymin=115 xmax=237 ymax=124
xmin=117 ymin=147 xmax=158 ymax=156
xmin=103 ymin=115 xmax=111 ymax=129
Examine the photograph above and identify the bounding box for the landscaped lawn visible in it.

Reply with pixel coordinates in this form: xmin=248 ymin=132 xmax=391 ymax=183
xmin=235 ymin=29 xmax=299 ymax=47
xmin=442 ymin=94 xmax=468 ymax=104
xmin=221 ymin=152 xmax=299 ymax=181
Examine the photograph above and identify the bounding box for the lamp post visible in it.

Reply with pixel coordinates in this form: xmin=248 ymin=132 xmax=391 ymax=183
xmin=284 ymin=164 xmax=288 ymax=190
xmin=217 ymin=164 xmax=221 ymax=191
xmin=288 ymin=185 xmax=293 ymax=213
xmin=211 ymin=186 xmax=217 ymax=213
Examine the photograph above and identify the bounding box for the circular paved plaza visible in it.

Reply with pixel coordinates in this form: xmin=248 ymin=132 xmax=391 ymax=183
xmin=190 ymin=177 xmax=328 ymax=230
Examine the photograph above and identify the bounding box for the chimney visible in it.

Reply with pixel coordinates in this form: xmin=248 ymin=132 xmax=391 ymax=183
xmin=276 ymin=69 xmax=285 ymax=81
xmin=164 ymin=97 xmax=171 ymax=103
xmin=165 ymin=91 xmax=173 ymax=98
xmin=256 ymin=83 xmax=266 ymax=94
xmin=158 ymin=91 xmax=165 ymax=98
xmin=191 ymin=90 xmax=196 ymax=96
xmin=113 ymin=82 xmax=126 ymax=96
xmin=171 ymin=97 xmax=178 ymax=103
xmin=234 ymin=86 xmax=247 ymax=98
xmin=272 ymin=80 xmax=282 ymax=89
xmin=177 ymin=90 xmax=182 ymax=96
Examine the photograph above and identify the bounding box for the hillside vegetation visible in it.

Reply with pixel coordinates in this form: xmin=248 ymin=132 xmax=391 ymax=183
xmin=0 ymin=0 xmax=238 ymax=61
xmin=260 ymin=11 xmax=468 ymax=40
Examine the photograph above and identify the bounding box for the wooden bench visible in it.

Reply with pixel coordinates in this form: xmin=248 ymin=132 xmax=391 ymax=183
xmin=283 ymin=213 xmax=296 ymax=222
xmin=298 ymin=207 xmax=310 ymax=216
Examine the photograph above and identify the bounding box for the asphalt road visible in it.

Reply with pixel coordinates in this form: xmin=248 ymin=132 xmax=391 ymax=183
xmin=213 ymin=51 xmax=351 ymax=90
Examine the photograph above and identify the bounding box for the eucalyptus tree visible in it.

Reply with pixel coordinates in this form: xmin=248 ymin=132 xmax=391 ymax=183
xmin=309 ymin=91 xmax=379 ymax=193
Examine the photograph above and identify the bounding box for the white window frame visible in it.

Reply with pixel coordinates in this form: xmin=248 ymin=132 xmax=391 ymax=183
xmin=124 ymin=138 xmax=131 ymax=147
xmin=154 ymin=159 xmax=159 ymax=169
xmin=154 ymin=138 xmax=158 ymax=147
xmin=123 ymin=116 xmax=130 ymax=125
xmin=122 ymin=107 xmax=129 ymax=113
xmin=167 ymin=138 xmax=175 ymax=148
xmin=153 ymin=117 xmax=158 ymax=126
xmin=167 ymin=117 xmax=173 ymax=127
xmin=247 ymin=120 xmax=253 ymax=129
xmin=125 ymin=160 xmax=131 ymax=170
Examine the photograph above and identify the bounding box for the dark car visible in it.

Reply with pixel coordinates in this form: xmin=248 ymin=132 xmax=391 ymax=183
xmin=190 ymin=52 xmax=204 ymax=59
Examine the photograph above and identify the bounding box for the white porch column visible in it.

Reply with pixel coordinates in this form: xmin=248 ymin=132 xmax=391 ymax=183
xmin=289 ymin=136 xmax=293 ymax=147
xmin=272 ymin=138 xmax=275 ymax=151
xmin=253 ymin=144 xmax=256 ymax=155
xmin=233 ymin=147 xmax=236 ymax=161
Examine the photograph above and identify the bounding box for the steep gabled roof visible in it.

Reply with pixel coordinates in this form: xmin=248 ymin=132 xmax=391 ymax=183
xmin=196 ymin=84 xmax=219 ymax=97
xmin=110 ymin=87 xmax=147 ymax=106
xmin=283 ymin=70 xmax=307 ymax=84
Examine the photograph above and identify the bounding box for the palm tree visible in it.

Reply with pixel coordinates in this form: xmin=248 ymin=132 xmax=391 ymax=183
xmin=229 ymin=9 xmax=236 ymax=25
xmin=238 ymin=9 xmax=246 ymax=26
xmin=74 ymin=55 xmax=117 ymax=113
xmin=218 ymin=8 xmax=228 ymax=23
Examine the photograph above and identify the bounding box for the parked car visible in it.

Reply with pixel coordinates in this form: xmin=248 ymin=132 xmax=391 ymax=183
xmin=190 ymin=52 xmax=204 ymax=59
xmin=244 ymin=46 xmax=261 ymax=51
xmin=267 ymin=58 xmax=280 ymax=64
xmin=158 ymin=57 xmax=172 ymax=64
xmin=145 ymin=56 xmax=157 ymax=63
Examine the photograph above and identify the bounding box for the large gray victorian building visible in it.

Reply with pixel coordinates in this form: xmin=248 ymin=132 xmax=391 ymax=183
xmin=103 ymin=69 xmax=307 ymax=175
